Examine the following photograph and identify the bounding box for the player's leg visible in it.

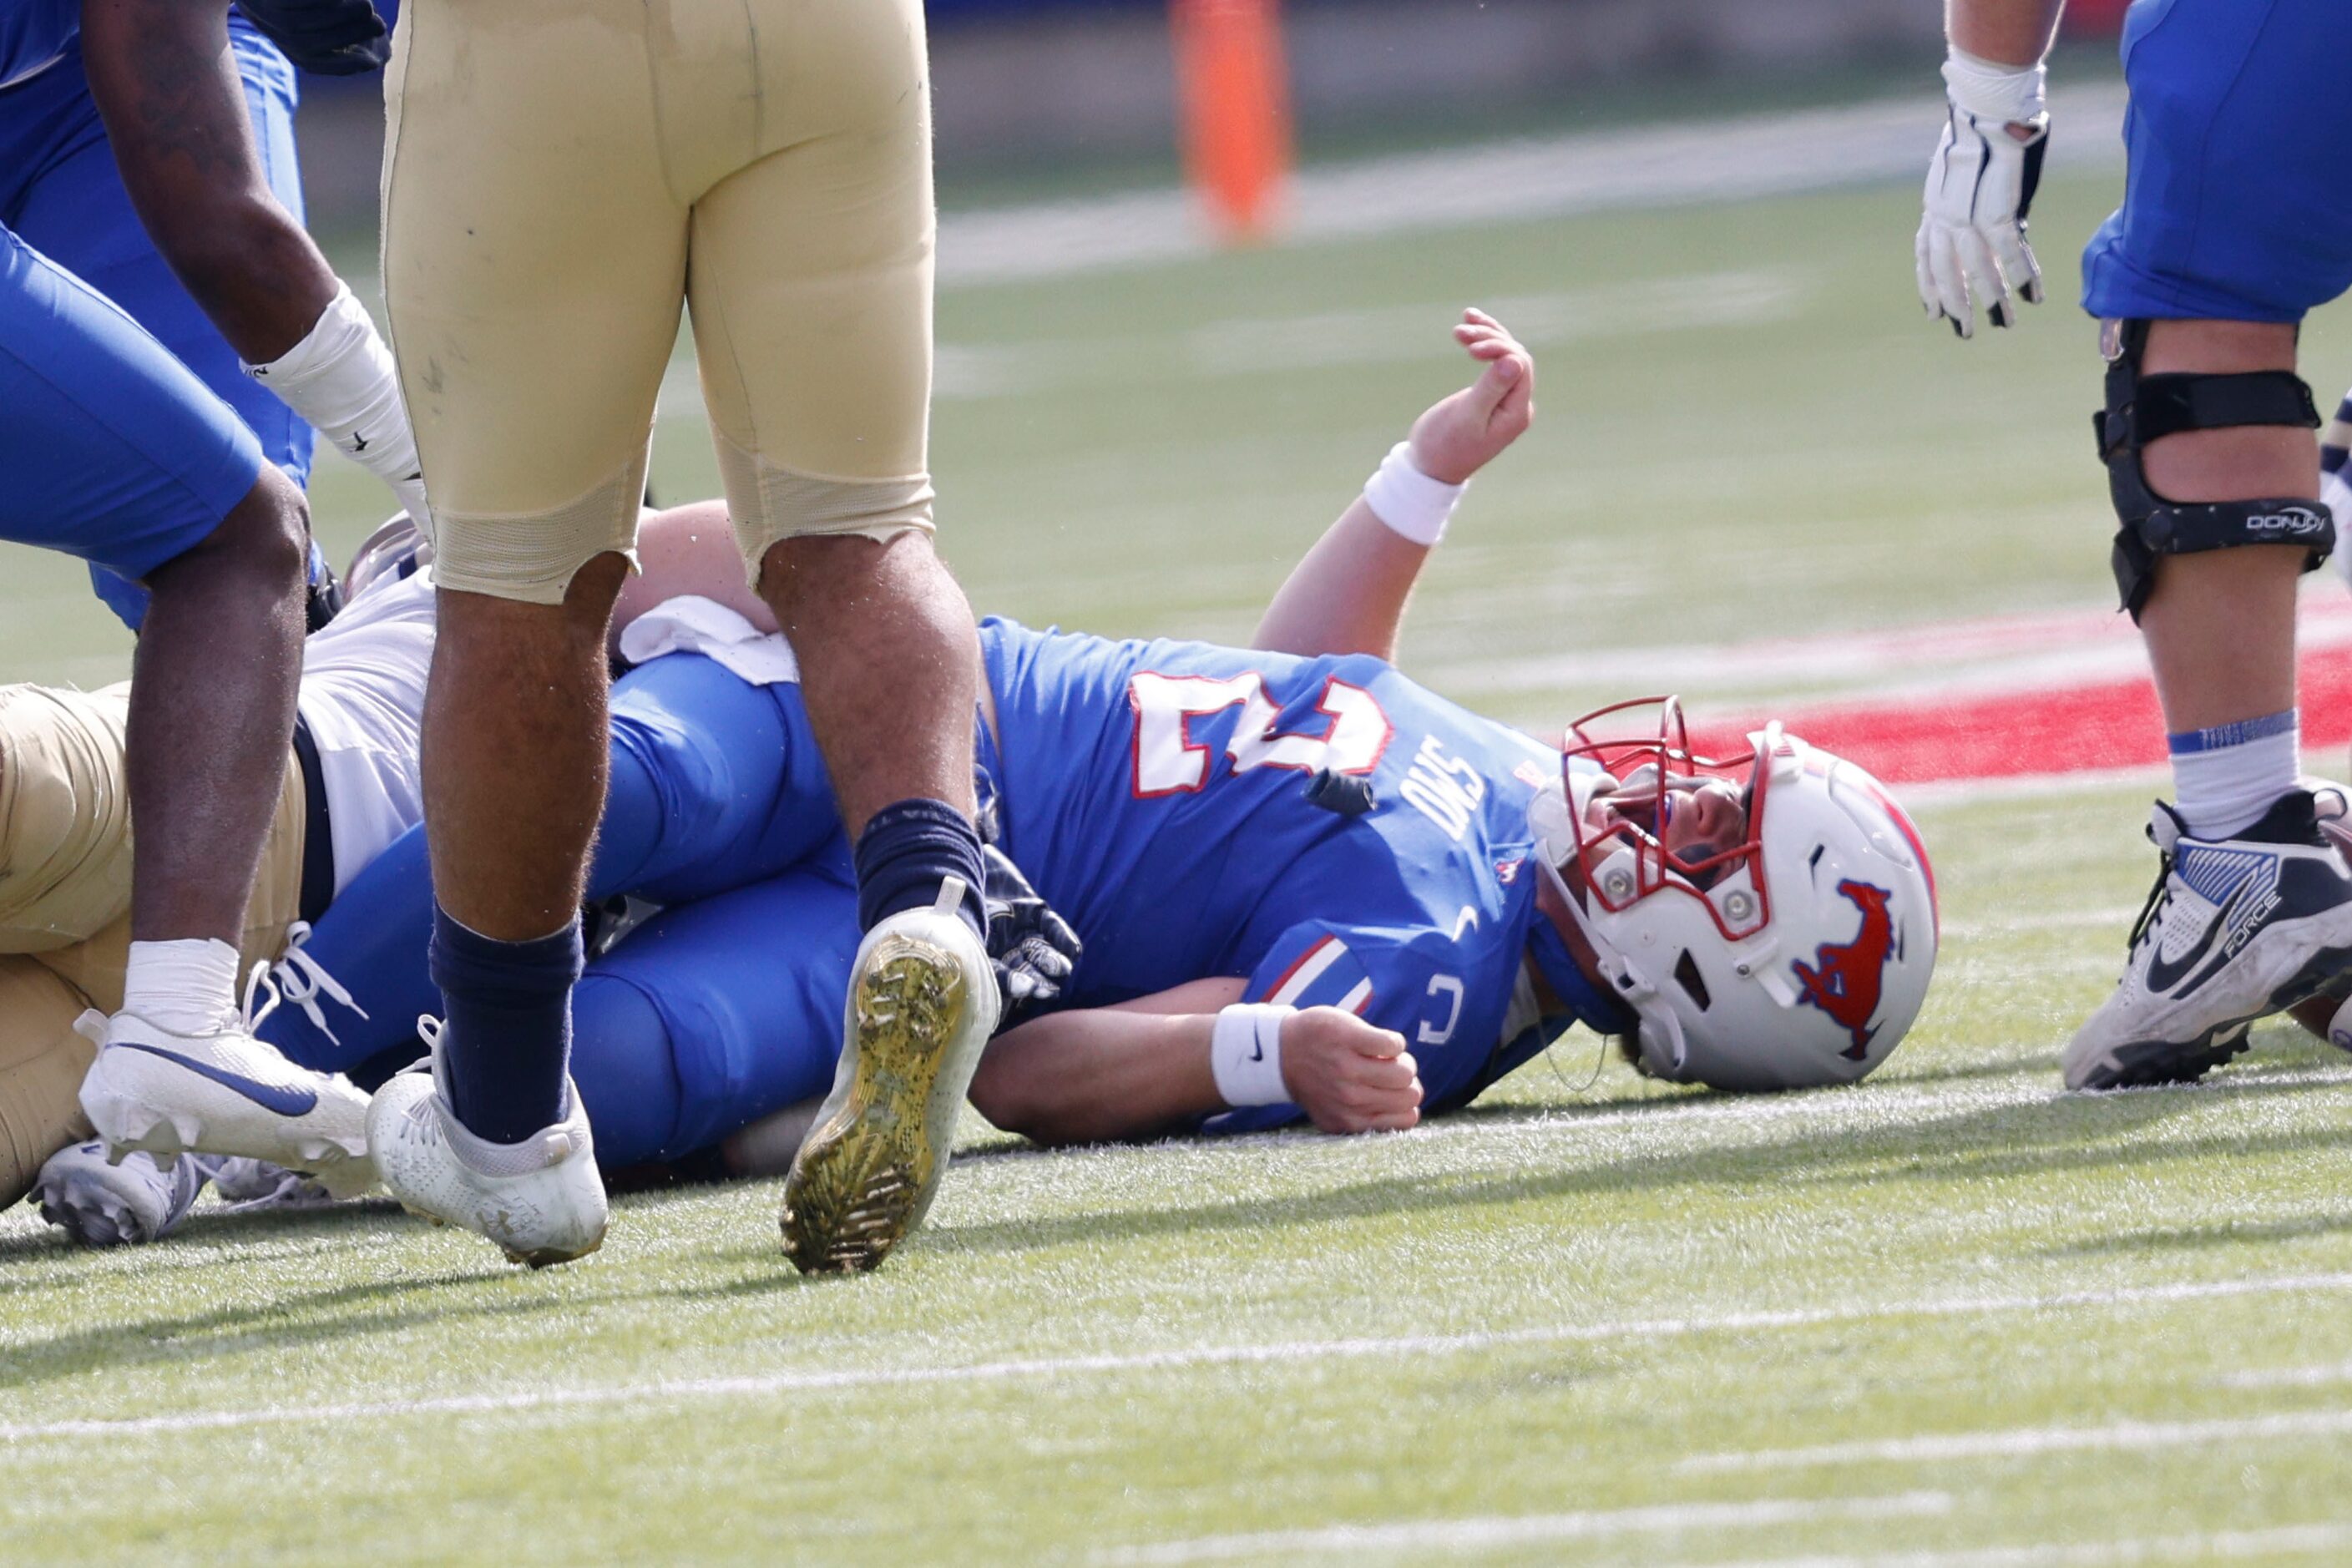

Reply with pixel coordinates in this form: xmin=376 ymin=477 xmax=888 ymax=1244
xmin=570 ymin=864 xmax=858 ymax=1170
xmin=258 ymin=657 xmax=844 ymax=1074
xmin=0 ymin=957 xmax=99 ymax=1211
xmin=8 ymin=21 xmax=417 ymax=624
xmin=0 ymin=225 xmax=365 ymax=1172
xmin=367 ymin=0 xmax=694 ymax=1262
xmin=688 ymin=0 xmax=997 ymax=1272
xmin=2062 ymin=0 xmax=2352 ymax=1088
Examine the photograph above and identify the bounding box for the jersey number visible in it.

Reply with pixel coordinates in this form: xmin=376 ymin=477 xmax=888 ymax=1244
xmin=1130 ymin=672 xmax=1393 ymax=797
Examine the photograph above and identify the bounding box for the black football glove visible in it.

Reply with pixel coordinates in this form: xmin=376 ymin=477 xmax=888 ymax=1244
xmin=235 ymin=0 xmax=390 ymax=76
xmin=980 ymin=842 xmax=1080 ymax=1034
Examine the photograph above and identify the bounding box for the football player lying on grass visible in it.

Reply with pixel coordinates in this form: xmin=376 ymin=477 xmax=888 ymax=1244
xmin=12 ymin=311 xmax=1937 ymax=1254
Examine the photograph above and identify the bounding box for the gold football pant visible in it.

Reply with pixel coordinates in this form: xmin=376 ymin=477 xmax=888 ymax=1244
xmin=0 ymin=682 xmax=309 ymax=1205
xmin=382 ymin=0 xmax=938 ymax=604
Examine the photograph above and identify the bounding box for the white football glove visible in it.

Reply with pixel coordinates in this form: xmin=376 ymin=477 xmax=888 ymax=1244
xmin=1916 ymin=49 xmax=2051 ymax=339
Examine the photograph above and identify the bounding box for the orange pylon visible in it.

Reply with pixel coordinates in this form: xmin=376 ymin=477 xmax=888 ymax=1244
xmin=1171 ymin=0 xmax=1293 ymax=241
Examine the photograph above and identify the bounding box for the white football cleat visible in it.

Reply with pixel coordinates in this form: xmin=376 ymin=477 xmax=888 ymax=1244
xmin=781 ymin=877 xmax=1000 ymax=1274
xmin=76 ymin=965 xmax=372 ymax=1179
xmin=366 ymin=1020 xmax=608 ymax=1269
xmin=2066 ymin=791 xmax=2352 ymax=1090
xmin=214 ymin=1156 xmax=359 ymax=1210
xmin=33 ymin=1141 xmax=219 ymax=1247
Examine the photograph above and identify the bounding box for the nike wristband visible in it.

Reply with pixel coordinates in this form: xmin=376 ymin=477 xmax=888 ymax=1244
xmin=1210 ymin=1003 xmax=1293 ymax=1107
xmin=1362 ymin=442 xmax=1465 ymax=548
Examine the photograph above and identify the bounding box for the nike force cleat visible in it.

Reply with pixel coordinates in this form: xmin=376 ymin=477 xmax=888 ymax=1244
xmin=2065 ymin=791 xmax=2352 ymax=1090
xmin=77 ymin=983 xmax=372 ymax=1179
xmin=33 ymin=1141 xmax=220 ymax=1247
xmin=366 ymin=1022 xmax=608 ymax=1268
xmin=781 ymin=877 xmax=1001 ymax=1275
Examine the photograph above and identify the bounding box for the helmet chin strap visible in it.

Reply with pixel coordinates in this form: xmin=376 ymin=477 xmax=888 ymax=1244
xmin=1529 ymin=786 xmax=1689 ymax=1075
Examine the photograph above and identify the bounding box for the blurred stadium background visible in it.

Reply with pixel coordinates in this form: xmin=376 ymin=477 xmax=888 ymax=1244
xmin=23 ymin=5 xmax=2352 ymax=1563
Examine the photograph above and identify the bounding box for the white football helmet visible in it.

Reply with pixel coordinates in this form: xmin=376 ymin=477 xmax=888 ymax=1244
xmin=1530 ymin=697 xmax=1939 ymax=1091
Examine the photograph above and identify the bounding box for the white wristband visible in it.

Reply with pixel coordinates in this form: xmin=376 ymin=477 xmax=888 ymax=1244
xmin=1941 ymin=46 xmax=2046 ymax=126
xmin=1361 ymin=442 xmax=1464 ymax=548
xmin=1210 ymin=1003 xmax=1293 ymax=1107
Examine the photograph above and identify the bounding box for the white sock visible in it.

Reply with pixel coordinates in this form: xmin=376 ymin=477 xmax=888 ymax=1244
xmin=121 ymin=938 xmax=242 ymax=1036
xmin=2169 ymin=709 xmax=2299 ymax=841
xmin=243 ymin=282 xmax=432 ymax=532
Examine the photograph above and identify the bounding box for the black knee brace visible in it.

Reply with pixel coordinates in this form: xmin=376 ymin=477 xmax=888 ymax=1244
xmin=2097 ymin=318 xmax=2334 ymax=621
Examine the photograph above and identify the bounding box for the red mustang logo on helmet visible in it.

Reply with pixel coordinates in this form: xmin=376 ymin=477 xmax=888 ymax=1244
xmin=1793 ymin=879 xmax=1895 ymax=1060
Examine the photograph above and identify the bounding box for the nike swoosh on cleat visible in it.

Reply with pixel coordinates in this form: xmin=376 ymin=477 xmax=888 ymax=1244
xmin=2144 ymin=893 xmax=2238 ymax=997
xmin=112 ymin=1044 xmax=319 ymax=1117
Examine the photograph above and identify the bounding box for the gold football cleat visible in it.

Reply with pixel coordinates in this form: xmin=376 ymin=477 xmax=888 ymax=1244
xmin=781 ymin=878 xmax=998 ymax=1274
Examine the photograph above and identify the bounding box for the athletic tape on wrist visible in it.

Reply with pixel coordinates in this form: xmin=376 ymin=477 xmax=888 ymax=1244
xmin=1941 ymin=46 xmax=2046 ymax=126
xmin=1362 ymin=442 xmax=1465 ymax=548
xmin=1210 ymin=1003 xmax=1293 ymax=1107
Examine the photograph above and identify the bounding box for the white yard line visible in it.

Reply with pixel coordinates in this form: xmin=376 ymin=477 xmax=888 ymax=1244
xmin=1681 ymin=1409 xmax=2352 ymax=1474
xmin=2218 ymin=1362 xmax=2352 ymax=1391
xmin=15 ymin=1272 xmax=2352 ymax=1446
xmin=1677 ymin=1523 xmax=2352 ymax=1568
xmin=1089 ymin=1493 xmax=1955 ymax=1565
xmin=936 ymin=87 xmax=2128 ymax=286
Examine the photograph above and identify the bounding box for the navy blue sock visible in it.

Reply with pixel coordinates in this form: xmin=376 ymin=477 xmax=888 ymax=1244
xmin=429 ymin=903 xmax=584 ymax=1144
xmin=852 ymin=798 xmax=987 ymax=939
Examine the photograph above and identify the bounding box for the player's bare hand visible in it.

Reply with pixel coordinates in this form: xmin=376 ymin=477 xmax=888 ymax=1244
xmin=1407 ymin=309 xmax=1535 ymax=484
xmin=1281 ymin=1007 xmax=1423 ymax=1134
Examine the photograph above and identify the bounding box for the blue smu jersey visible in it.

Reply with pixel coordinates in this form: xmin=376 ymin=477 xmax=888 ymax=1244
xmin=0 ymin=0 xmax=76 ymax=89
xmin=980 ymin=618 xmax=1626 ymax=1130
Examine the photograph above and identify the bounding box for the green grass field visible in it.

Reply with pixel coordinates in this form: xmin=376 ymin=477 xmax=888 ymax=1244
xmin=9 ymin=127 xmax=2352 ymax=1564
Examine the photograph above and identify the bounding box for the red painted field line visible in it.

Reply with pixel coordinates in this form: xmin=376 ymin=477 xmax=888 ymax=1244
xmin=1691 ymin=650 xmax=2352 ymax=787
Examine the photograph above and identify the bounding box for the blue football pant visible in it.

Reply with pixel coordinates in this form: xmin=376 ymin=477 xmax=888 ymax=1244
xmin=2081 ymin=0 xmax=2352 ymax=322
xmin=0 ymin=17 xmax=324 ymax=624
xmin=0 ymin=223 xmax=263 ymax=579
xmin=260 ymin=654 xmax=852 ymax=1162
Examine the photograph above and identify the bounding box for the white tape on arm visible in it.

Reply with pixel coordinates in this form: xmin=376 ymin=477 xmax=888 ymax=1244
xmin=1361 ymin=442 xmax=1465 ymax=548
xmin=244 ymin=281 xmax=431 ymax=529
xmin=1210 ymin=1003 xmax=1294 ymax=1107
xmin=1941 ymin=46 xmax=2046 ymax=125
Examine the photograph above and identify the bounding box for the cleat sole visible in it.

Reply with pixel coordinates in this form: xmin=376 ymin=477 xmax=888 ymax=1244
xmin=2073 ymin=942 xmax=2352 ymax=1090
xmin=781 ymin=938 xmax=970 ymax=1276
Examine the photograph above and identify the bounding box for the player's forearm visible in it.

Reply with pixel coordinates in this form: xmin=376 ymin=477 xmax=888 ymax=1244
xmin=971 ymin=1007 xmax=1227 ymax=1147
xmin=79 ymin=0 xmax=337 ymax=362
xmin=1946 ymin=0 xmax=2065 ymax=69
xmin=1252 ymin=498 xmax=1429 ymax=663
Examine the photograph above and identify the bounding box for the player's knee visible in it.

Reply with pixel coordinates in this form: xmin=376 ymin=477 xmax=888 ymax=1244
xmin=2095 ymin=318 xmax=2334 ymax=620
xmin=178 ymin=464 xmax=310 ymax=589
xmin=433 ymin=468 xmax=643 ymax=608
xmin=736 ymin=472 xmax=936 ymax=603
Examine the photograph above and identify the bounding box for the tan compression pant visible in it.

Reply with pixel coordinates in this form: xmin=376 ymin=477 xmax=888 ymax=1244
xmin=382 ymin=0 xmax=938 ymax=604
xmin=0 ymin=680 xmax=308 ymax=989
xmin=0 ymin=683 xmax=309 ymax=1204
xmin=0 ymin=956 xmax=97 ymax=1208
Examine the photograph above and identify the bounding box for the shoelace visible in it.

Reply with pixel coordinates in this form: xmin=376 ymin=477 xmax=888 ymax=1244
xmin=2122 ymin=848 xmax=2177 ymax=958
xmin=264 ymin=922 xmax=371 ymax=1045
